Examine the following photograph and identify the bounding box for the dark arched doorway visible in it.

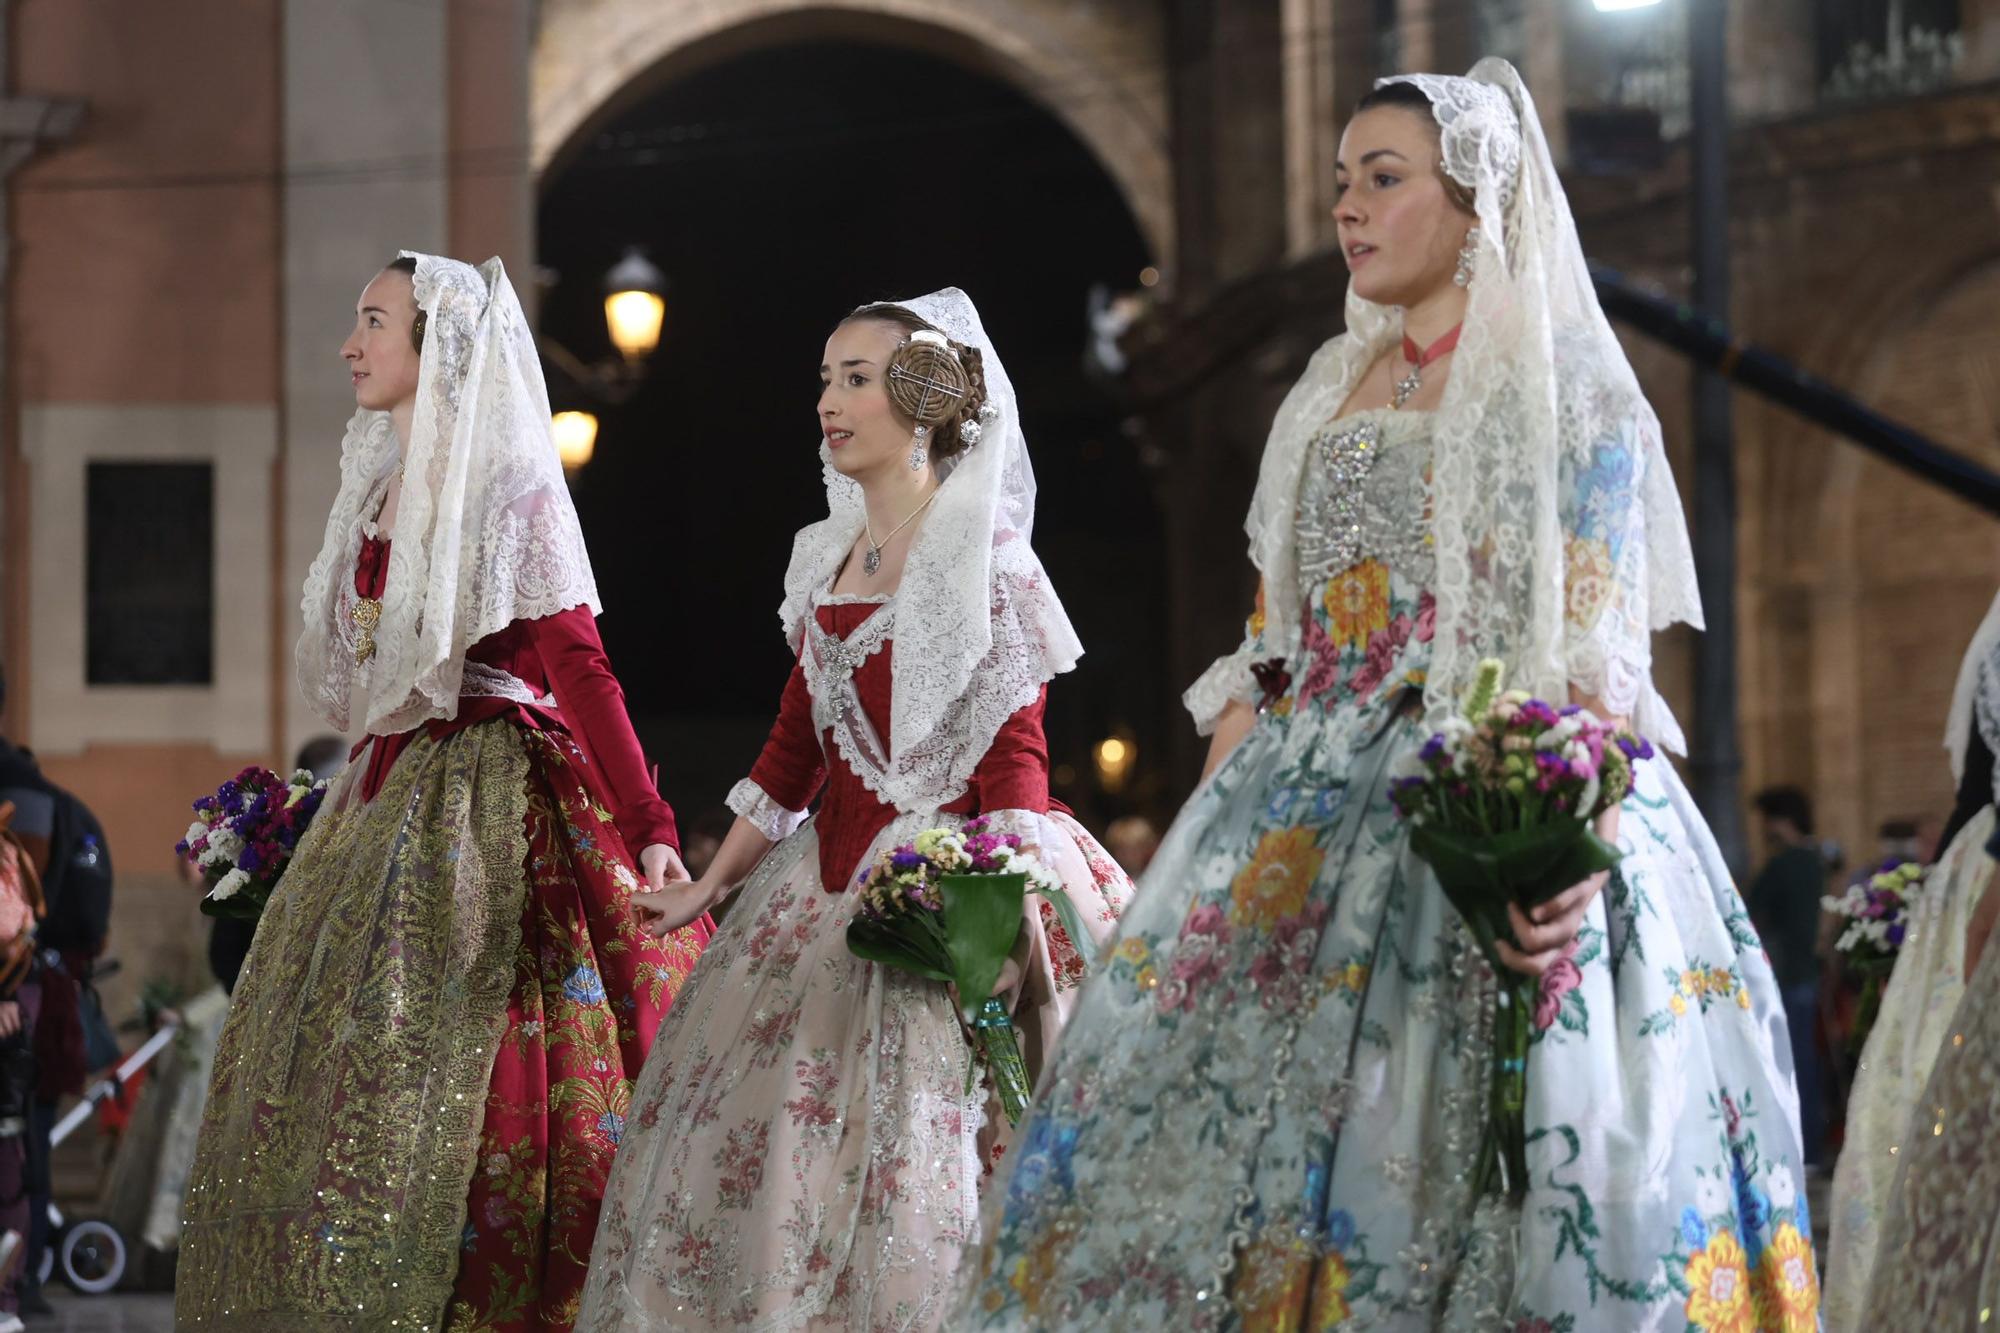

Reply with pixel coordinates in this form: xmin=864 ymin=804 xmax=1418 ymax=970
xmin=537 ymin=38 xmax=1165 ymax=835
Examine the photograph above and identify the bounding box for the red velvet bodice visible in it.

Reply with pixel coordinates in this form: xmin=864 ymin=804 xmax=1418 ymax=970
xmin=746 ymin=599 xmax=1051 ymax=891
xmin=350 ymin=535 xmax=679 ymax=851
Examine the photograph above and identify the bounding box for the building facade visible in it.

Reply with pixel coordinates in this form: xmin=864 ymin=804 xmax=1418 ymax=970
xmin=5 ymin=0 xmax=1998 ymax=1010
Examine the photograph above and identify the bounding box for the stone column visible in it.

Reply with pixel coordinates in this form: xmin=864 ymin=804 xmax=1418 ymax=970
xmin=281 ymin=0 xmax=449 ymax=756
xmin=1170 ymin=0 xmax=1289 ymax=297
xmin=1728 ymin=0 xmax=1816 ymax=120
xmin=1963 ymin=0 xmax=2000 ymax=81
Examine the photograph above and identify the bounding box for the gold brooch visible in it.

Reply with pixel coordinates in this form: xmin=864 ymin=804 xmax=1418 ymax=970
xmin=352 ymin=597 xmax=383 ymax=663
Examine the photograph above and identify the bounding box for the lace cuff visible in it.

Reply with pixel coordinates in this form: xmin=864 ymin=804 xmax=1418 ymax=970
xmin=976 ymin=808 xmax=1044 ymax=844
xmin=1184 ymin=646 xmax=1265 ymax=736
xmin=727 ymin=778 xmax=807 ymax=843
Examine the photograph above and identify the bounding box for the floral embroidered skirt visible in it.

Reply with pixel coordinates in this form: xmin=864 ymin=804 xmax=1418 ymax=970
xmin=958 ymin=697 xmax=1820 ymax=1332
xmin=575 ymin=808 xmax=1129 ymax=1332
xmin=177 ymin=721 xmax=710 ymax=1332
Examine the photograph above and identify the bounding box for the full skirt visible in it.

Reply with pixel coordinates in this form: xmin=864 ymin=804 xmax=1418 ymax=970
xmin=176 ymin=721 xmax=709 ymax=1331
xmin=576 ymin=807 xmax=1129 ymax=1332
xmin=958 ymin=698 xmax=1819 ymax=1331
xmin=1824 ymin=805 xmax=1993 ymax=1328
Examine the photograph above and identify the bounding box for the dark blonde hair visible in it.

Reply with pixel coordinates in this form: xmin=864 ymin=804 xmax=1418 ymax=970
xmin=841 ymin=304 xmax=989 ymax=460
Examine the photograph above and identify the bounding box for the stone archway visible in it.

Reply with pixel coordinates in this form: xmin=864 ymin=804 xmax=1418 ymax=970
xmin=1749 ymin=257 xmax=2000 ymax=859
xmin=531 ymin=0 xmax=1173 ymax=260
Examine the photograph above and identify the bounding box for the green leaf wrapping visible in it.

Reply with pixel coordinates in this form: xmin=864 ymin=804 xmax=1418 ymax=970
xmin=939 ymin=872 xmax=1030 ymax=1022
xmin=844 ymin=904 xmax=957 ymax=984
xmin=1410 ymin=819 xmax=1623 ymax=966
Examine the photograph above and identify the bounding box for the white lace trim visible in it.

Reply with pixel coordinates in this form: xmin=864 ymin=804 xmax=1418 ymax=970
xmin=726 ymin=778 xmax=808 ymax=843
xmin=1238 ymin=61 xmax=1700 ymax=752
xmin=1184 ymin=645 xmax=1266 ymax=737
xmin=976 ymin=808 xmax=1042 ymax=843
xmin=296 ymin=254 xmax=600 ymax=735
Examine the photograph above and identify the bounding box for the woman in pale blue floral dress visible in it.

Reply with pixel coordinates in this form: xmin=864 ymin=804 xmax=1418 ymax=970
xmin=957 ymin=61 xmax=1818 ymax=1332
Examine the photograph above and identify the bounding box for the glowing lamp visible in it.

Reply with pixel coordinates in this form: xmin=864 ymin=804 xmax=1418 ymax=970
xmin=552 ymin=411 xmax=599 ymax=474
xmin=1093 ymin=735 xmax=1136 ymax=792
xmin=603 ymin=248 xmax=667 ymax=362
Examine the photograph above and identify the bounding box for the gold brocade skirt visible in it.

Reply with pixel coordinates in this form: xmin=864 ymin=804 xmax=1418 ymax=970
xmin=177 ymin=721 xmax=550 ymax=1330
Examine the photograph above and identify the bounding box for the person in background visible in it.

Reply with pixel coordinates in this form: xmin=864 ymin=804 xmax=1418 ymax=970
xmin=1104 ymin=814 xmax=1161 ymax=877
xmin=0 ymin=665 xmax=111 ymax=1320
xmin=206 ymin=735 xmax=347 ymax=996
xmin=0 ymin=805 xmax=43 ymax=1333
xmin=1747 ymin=785 xmax=1828 ymax=1168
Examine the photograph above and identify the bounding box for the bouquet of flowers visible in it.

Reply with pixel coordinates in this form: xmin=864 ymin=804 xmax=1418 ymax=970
xmin=1390 ymin=659 xmax=1653 ymax=1201
xmin=1823 ymin=859 xmax=1922 ymax=1052
xmin=848 ymin=816 xmax=1093 ymax=1127
xmin=175 ymin=766 xmax=330 ymax=921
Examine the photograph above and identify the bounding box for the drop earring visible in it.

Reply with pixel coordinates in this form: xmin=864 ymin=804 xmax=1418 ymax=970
xmin=1454 ymin=225 xmax=1481 ymax=288
xmin=907 ymin=425 xmax=930 ymax=471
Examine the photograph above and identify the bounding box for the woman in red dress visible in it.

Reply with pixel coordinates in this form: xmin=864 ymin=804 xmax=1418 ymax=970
xmin=178 ymin=253 xmax=711 ymax=1332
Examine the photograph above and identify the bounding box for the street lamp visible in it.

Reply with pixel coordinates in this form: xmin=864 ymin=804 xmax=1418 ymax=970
xmin=603 ymin=248 xmax=666 ymax=363
xmin=552 ymin=410 xmax=599 ymax=475
xmin=1093 ymin=735 xmax=1136 ymax=793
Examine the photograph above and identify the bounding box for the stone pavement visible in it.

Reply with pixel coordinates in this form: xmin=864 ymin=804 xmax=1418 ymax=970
xmin=24 ymin=1290 xmax=173 ymax=1332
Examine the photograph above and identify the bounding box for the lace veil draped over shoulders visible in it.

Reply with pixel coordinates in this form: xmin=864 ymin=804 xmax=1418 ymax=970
xmin=1231 ymin=58 xmax=1701 ymax=750
xmin=778 ymin=288 xmax=1083 ymax=812
xmin=295 ymin=253 xmax=601 ymax=738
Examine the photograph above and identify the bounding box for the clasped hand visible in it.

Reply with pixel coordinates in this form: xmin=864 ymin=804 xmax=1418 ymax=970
xmin=1495 ymin=870 xmax=1609 ymax=977
xmin=630 ymin=843 xmax=705 ymax=938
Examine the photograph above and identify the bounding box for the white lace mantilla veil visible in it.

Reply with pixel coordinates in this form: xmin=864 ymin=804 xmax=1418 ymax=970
xmin=1944 ymin=587 xmax=2000 ymax=786
xmin=777 ymin=287 xmax=1084 ymax=813
xmin=295 ymin=252 xmax=601 ymax=736
xmin=1231 ymin=57 xmax=1702 ymax=749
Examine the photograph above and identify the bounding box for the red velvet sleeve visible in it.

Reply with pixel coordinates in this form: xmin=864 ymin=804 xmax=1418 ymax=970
xmin=745 ymin=661 xmax=828 ymax=815
xmin=971 ymin=687 xmax=1052 ymax=814
xmin=527 ymin=606 xmax=680 ymax=852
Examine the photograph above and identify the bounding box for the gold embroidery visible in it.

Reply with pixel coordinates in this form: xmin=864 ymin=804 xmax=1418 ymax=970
xmin=351 ymin=596 xmax=383 ymax=664
xmin=177 ymin=722 xmax=531 ymax=1331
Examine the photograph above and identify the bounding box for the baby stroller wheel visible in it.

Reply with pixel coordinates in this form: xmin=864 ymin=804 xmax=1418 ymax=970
xmin=59 ymin=1220 xmax=124 ymax=1294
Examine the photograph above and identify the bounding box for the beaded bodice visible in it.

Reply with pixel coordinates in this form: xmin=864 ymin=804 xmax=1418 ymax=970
xmin=1293 ymin=409 xmax=1435 ymax=588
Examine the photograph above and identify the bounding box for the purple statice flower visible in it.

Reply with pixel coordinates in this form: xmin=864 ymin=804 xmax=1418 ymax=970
xmin=890 ymin=850 xmax=927 ymax=874
xmin=1888 ymin=922 xmax=1907 ymax=947
xmin=1519 ymin=700 xmax=1560 ymax=729
xmin=1615 ymin=734 xmax=1655 ymax=762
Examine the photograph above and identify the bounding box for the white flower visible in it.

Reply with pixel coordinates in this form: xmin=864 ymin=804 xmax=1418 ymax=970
xmin=1768 ymin=1166 xmax=1796 ymax=1209
xmin=203 ymin=828 xmax=244 ymax=867
xmin=1696 ymin=1174 xmax=1730 ymax=1215
xmin=184 ymin=820 xmax=211 ymax=846
xmin=207 ymin=868 xmax=251 ymax=902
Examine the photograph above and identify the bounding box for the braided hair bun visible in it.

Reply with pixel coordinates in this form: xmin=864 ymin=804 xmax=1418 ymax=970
xmin=846 ymin=303 xmax=990 ymax=459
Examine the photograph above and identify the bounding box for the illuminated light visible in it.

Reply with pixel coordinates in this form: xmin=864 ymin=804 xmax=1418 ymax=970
xmin=552 ymin=411 xmax=599 ymax=474
xmin=604 ymin=290 xmax=666 ymax=361
xmin=1093 ymin=734 xmax=1137 ymax=792
xmin=603 ymin=247 xmax=668 ymax=361
xmin=1592 ymin=0 xmax=1663 ymax=9
xmin=1138 ymin=266 xmax=1161 ymax=288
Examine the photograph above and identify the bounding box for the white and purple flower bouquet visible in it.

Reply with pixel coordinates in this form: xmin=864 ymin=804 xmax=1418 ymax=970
xmin=175 ymin=766 xmax=330 ymax=921
xmin=848 ymin=817 xmax=1091 ymax=1126
xmin=1823 ymin=859 xmax=1922 ymax=1051
xmin=1389 ymin=658 xmax=1653 ymax=1200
